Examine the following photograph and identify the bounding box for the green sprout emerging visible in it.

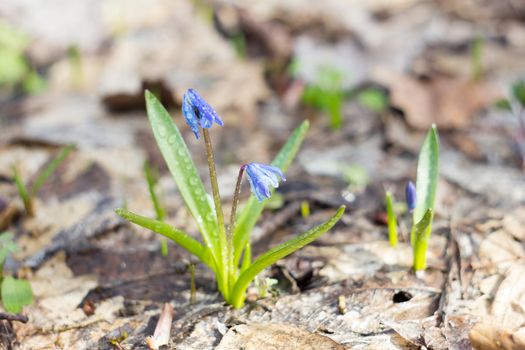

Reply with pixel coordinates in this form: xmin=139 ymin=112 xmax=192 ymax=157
xmin=0 ymin=232 xmax=33 ymax=313
xmin=385 ymin=125 xmax=439 ymax=271
xmin=13 ymin=144 xmax=74 ymax=217
xmin=385 ymin=191 xmax=398 ymax=247
xmin=116 ymin=91 xmax=345 ymax=308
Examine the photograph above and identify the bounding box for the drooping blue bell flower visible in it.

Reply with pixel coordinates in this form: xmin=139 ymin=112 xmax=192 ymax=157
xmin=245 ymin=163 xmax=286 ymax=202
xmin=182 ymin=88 xmax=224 ymax=139
xmin=405 ymin=181 xmax=417 ymax=211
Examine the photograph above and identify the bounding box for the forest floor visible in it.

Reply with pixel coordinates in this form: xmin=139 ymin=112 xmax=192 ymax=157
xmin=1 ymin=0 xmax=525 ymax=349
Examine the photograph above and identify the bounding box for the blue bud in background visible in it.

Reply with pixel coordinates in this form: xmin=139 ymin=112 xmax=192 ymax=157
xmin=182 ymin=88 xmax=224 ymax=139
xmin=245 ymin=163 xmax=286 ymax=202
xmin=405 ymin=181 xmax=417 ymax=211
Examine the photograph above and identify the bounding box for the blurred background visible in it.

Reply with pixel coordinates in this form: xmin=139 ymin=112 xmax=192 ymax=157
xmin=1 ymin=0 xmax=525 ymax=348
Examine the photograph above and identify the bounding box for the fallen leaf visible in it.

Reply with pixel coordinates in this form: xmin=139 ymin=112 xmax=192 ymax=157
xmin=376 ymin=70 xmax=501 ymax=130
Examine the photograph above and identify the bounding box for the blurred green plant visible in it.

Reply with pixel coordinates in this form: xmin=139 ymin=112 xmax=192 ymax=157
xmin=355 ymin=88 xmax=388 ymax=113
xmin=470 ymin=35 xmax=484 ymax=82
xmin=143 ymin=161 xmax=168 ymax=256
xmin=495 ymin=80 xmax=525 ymax=169
xmin=0 ymin=22 xmax=45 ymax=94
xmin=342 ymin=165 xmax=369 ymax=191
xmin=292 ymin=59 xmax=389 ymax=129
xmin=302 ymin=66 xmax=344 ymax=129
xmin=0 ymin=232 xmax=33 ymax=314
xmin=13 ymin=145 xmax=74 ymax=217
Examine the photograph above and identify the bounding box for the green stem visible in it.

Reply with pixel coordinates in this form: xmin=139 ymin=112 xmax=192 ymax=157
xmin=227 ymin=165 xmax=246 ymax=288
xmin=202 ymin=129 xmax=229 ymax=296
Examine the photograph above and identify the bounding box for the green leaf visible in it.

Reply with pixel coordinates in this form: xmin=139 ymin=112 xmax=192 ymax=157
xmin=31 ymin=144 xmax=74 ymax=195
xmin=413 ymin=125 xmax=439 ymax=224
xmin=1 ymin=276 xmax=33 ymax=314
xmin=411 ymin=209 xmax=433 ymax=271
xmin=385 ymin=192 xmax=398 ymax=247
xmin=230 ymin=205 xmax=345 ymax=308
xmin=233 ymin=121 xmax=310 ymax=265
xmin=115 ymin=208 xmax=211 ymax=268
xmin=144 ymin=90 xmax=219 ymax=261
xmin=0 ymin=232 xmax=18 ymax=265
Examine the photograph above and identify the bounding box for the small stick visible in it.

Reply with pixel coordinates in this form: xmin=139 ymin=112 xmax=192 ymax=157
xmin=146 ymin=303 xmax=174 ymax=350
xmin=0 ymin=312 xmax=28 ymax=323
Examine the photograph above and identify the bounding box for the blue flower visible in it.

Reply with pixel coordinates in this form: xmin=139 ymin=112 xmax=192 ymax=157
xmin=405 ymin=181 xmax=417 ymax=211
xmin=182 ymin=88 xmax=224 ymax=139
xmin=245 ymin=163 xmax=286 ymax=202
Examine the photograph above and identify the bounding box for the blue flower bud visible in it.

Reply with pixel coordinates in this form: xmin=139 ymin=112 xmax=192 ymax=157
xmin=245 ymin=163 xmax=286 ymax=202
xmin=405 ymin=181 xmax=417 ymax=211
xmin=182 ymin=88 xmax=224 ymax=139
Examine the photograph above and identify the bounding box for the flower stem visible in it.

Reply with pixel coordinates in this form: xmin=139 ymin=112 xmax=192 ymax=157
xmin=227 ymin=165 xmax=246 ymax=288
xmin=202 ymin=128 xmax=229 ymax=296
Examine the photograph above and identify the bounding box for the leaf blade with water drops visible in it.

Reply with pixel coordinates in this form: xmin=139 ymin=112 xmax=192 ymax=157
xmin=145 ymin=91 xmax=220 ymax=266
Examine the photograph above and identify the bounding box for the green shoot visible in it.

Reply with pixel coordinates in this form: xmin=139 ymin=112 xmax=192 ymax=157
xmin=143 ymin=161 xmax=168 ymax=256
xmin=385 ymin=191 xmax=398 ymax=247
xmin=117 ymin=92 xmax=345 ymax=308
xmin=300 ymin=201 xmax=310 ymax=218
xmin=412 ymin=125 xmax=439 ymax=271
xmin=13 ymin=144 xmax=74 ymax=217
xmin=383 ymin=125 xmax=439 ymax=271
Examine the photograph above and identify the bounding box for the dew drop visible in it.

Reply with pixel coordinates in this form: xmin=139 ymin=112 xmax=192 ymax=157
xmin=157 ymin=125 xmax=168 ymax=137
xmin=167 ymin=134 xmax=177 ymax=145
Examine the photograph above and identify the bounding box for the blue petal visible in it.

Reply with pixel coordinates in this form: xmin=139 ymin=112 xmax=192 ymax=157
xmin=405 ymin=181 xmax=417 ymax=211
xmin=182 ymin=90 xmax=200 ymax=139
xmin=245 ymin=163 xmax=285 ymax=202
xmin=187 ymin=88 xmax=224 ymax=130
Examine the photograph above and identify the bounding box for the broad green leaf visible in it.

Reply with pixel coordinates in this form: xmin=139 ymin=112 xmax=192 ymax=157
xmin=411 ymin=209 xmax=433 ymax=271
xmin=144 ymin=91 xmax=219 ymax=260
xmin=115 ymin=208 xmax=212 ymax=268
xmin=230 ymin=205 xmax=345 ymax=308
xmin=31 ymin=144 xmax=74 ymax=195
xmin=413 ymin=125 xmax=439 ymax=224
xmin=233 ymin=121 xmax=309 ymax=265
xmin=0 ymin=232 xmax=18 ymax=265
xmin=385 ymin=191 xmax=398 ymax=247
xmin=1 ymin=276 xmax=33 ymax=314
